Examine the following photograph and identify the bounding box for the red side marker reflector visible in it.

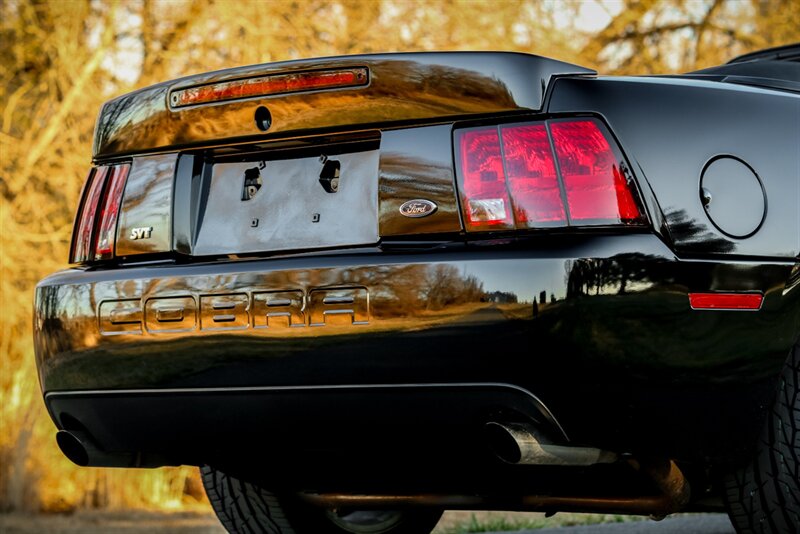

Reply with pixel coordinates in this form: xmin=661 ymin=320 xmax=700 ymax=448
xmin=170 ymin=67 xmax=369 ymax=108
xmin=689 ymin=293 xmax=763 ymax=310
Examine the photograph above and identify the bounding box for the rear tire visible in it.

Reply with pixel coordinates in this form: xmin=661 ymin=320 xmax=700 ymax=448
xmin=722 ymin=343 xmax=800 ymax=533
xmin=200 ymin=465 xmax=443 ymax=534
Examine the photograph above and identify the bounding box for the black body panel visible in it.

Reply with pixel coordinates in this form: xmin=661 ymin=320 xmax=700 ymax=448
xmin=34 ymin=50 xmax=800 ymax=513
xmin=548 ymin=76 xmax=800 ymax=258
xmin=35 ymin=235 xmax=800 ymax=465
xmin=378 ymin=125 xmax=462 ymax=236
xmin=93 ymin=52 xmax=593 ymax=159
xmin=727 ymin=43 xmax=800 ymax=65
xmin=50 ymin=386 xmax=673 ymax=500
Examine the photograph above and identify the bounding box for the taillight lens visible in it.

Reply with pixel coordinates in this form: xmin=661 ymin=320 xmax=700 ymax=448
xmin=94 ymin=164 xmax=130 ymax=260
xmin=500 ymin=124 xmax=565 ymax=226
xmin=457 ymin=129 xmax=513 ymax=230
xmin=69 ymin=163 xmax=130 ymax=263
xmin=71 ymin=167 xmax=108 ymax=263
xmin=549 ymin=120 xmax=643 ymax=224
xmin=455 ymin=118 xmax=645 ymax=231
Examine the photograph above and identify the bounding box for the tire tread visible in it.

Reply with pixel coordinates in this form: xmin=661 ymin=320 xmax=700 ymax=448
xmin=201 ymin=466 xmax=441 ymax=534
xmin=723 ymin=344 xmax=800 ymax=533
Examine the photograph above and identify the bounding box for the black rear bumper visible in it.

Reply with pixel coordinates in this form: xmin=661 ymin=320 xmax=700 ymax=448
xmin=34 ymin=234 xmax=800 ymax=467
xmin=47 ymin=383 xmax=561 ymax=470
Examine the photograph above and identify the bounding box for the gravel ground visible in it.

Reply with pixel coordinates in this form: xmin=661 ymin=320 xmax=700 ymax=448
xmin=0 ymin=511 xmax=225 ymax=534
xmin=503 ymin=514 xmax=735 ymax=534
xmin=0 ymin=510 xmax=735 ymax=533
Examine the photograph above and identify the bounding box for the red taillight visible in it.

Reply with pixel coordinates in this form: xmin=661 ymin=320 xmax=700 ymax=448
xmin=455 ymin=118 xmax=645 ymax=231
xmin=457 ymin=129 xmax=513 ymax=230
xmin=170 ymin=67 xmax=369 ymax=108
xmin=69 ymin=163 xmax=130 ymax=263
xmin=549 ymin=120 xmax=643 ymax=224
xmin=71 ymin=167 xmax=108 ymax=263
xmin=689 ymin=293 xmax=764 ymax=310
xmin=500 ymin=124 xmax=565 ymax=226
xmin=94 ymin=164 xmax=130 ymax=260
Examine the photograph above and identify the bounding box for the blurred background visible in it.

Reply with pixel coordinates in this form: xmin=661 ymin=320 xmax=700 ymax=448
xmin=1 ymin=0 xmax=798 ymax=516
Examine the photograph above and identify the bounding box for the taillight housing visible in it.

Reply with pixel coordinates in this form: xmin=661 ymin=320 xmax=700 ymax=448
xmin=69 ymin=163 xmax=130 ymax=263
xmin=455 ymin=118 xmax=646 ymax=231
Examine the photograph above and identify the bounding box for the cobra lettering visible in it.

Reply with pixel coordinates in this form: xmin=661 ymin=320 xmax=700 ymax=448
xmin=99 ymin=286 xmax=369 ymax=336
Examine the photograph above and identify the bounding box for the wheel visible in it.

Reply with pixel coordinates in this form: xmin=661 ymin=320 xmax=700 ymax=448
xmin=200 ymin=465 xmax=443 ymax=534
xmin=722 ymin=342 xmax=800 ymax=533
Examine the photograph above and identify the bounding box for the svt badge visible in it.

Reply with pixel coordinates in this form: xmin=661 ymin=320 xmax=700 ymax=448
xmin=399 ymin=199 xmax=437 ymax=218
xmin=130 ymin=227 xmax=153 ymax=240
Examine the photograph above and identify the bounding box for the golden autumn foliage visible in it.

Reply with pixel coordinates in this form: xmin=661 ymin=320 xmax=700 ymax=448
xmin=1 ymin=0 xmax=798 ymax=513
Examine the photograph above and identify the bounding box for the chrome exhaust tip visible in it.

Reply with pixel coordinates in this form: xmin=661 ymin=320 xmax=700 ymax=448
xmin=485 ymin=421 xmax=618 ymax=466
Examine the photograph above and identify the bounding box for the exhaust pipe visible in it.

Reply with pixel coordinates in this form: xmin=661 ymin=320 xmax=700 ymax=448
xmin=56 ymin=430 xmax=140 ymax=468
xmin=302 ymin=459 xmax=690 ymax=515
xmin=485 ymin=421 xmax=618 ymax=466
xmin=303 ymin=424 xmax=690 ymax=518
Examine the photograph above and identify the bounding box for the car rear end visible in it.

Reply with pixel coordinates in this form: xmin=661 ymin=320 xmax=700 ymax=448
xmin=34 ymin=52 xmax=800 ymax=516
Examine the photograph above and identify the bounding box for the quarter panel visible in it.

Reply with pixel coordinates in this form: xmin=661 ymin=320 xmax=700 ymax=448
xmin=548 ymin=76 xmax=800 ymax=258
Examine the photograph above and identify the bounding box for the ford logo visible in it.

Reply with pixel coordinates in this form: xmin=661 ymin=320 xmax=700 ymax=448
xmin=399 ymin=199 xmax=438 ymax=218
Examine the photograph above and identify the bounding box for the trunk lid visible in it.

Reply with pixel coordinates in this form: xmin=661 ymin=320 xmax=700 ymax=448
xmin=93 ymin=52 xmax=593 ymax=159
xmin=89 ymin=52 xmax=595 ymax=261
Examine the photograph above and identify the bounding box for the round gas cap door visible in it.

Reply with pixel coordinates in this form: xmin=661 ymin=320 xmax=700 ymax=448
xmin=700 ymin=156 xmax=766 ymax=238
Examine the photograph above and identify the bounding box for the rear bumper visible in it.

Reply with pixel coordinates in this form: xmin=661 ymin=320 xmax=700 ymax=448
xmin=35 ymin=234 xmax=800 ymax=465
xmin=46 ymin=383 xmax=561 ymax=473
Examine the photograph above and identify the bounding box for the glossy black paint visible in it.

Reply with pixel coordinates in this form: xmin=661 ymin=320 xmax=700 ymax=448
xmin=35 ymin=234 xmax=800 ymax=465
xmin=49 ymin=386 xmax=673 ymax=498
xmin=115 ymin=153 xmax=177 ymax=257
xmin=171 ymin=153 xmax=201 ymax=254
xmin=547 ymin=76 xmax=800 ymax=258
xmin=378 ymin=125 xmax=462 ymax=236
xmin=46 ymin=383 xmax=560 ymax=462
xmin=35 ymin=50 xmax=800 ymax=510
xmin=93 ymin=52 xmax=593 ymax=159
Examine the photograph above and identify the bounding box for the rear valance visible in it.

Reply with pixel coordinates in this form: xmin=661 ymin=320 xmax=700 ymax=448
xmin=93 ymin=52 xmax=593 ymax=158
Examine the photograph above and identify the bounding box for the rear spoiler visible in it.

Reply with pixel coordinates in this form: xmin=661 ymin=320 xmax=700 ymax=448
xmin=93 ymin=52 xmax=594 ymax=159
xmin=727 ymin=43 xmax=800 ymax=64
xmin=689 ymin=43 xmax=800 ymax=93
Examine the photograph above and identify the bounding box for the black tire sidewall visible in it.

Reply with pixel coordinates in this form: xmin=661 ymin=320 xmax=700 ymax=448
xmin=722 ymin=343 xmax=800 ymax=534
xmin=201 ymin=465 xmax=443 ymax=534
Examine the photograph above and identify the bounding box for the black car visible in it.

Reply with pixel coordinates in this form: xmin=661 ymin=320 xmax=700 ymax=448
xmin=34 ymin=45 xmax=800 ymax=534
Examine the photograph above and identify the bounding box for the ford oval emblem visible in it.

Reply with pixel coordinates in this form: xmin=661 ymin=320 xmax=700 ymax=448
xmin=399 ymin=199 xmax=438 ymax=218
